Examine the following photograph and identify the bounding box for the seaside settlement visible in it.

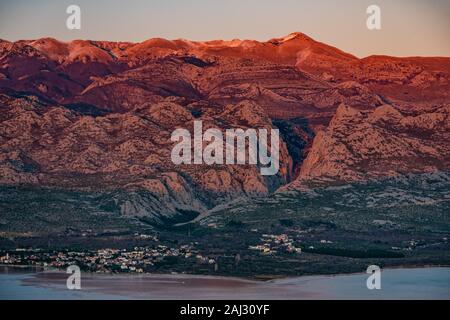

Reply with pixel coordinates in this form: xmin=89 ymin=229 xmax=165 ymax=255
xmin=1 ymin=225 xmax=430 ymax=277
xmin=0 ymin=232 xmax=303 ymax=274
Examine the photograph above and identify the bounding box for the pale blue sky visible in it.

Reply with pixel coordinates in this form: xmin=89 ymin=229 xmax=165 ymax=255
xmin=0 ymin=0 xmax=449 ymax=57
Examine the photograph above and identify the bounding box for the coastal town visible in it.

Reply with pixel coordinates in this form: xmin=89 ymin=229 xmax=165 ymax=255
xmin=1 ymin=223 xmax=439 ymax=278
xmin=0 ymin=232 xmax=304 ymax=274
xmin=1 ymin=244 xmax=200 ymax=273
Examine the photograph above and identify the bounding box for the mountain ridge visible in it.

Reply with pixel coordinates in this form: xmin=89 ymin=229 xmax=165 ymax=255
xmin=0 ymin=32 xmax=449 ymax=225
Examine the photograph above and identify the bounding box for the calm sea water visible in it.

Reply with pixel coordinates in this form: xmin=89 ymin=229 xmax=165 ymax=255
xmin=0 ymin=266 xmax=449 ymax=300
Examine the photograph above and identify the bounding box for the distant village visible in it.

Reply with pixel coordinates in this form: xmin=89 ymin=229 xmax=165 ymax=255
xmin=1 ymin=241 xmax=197 ymax=273
xmin=249 ymin=234 xmax=302 ymax=255
xmin=0 ymin=232 xmax=307 ymax=274
xmin=0 ymin=226 xmax=438 ymax=277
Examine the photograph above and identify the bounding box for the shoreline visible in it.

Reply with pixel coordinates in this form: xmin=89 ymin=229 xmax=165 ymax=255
xmin=2 ymin=263 xmax=450 ymax=282
xmin=1 ymin=265 xmax=449 ymax=300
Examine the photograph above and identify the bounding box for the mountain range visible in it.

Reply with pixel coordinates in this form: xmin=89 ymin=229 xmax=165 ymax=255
xmin=0 ymin=32 xmax=449 ymax=229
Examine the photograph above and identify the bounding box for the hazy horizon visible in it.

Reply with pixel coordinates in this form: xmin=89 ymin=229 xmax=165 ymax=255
xmin=0 ymin=0 xmax=449 ymax=58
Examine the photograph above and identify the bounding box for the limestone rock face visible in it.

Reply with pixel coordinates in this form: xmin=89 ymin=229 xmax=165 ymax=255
xmin=1 ymin=33 xmax=449 ymax=222
xmin=296 ymin=104 xmax=450 ymax=184
xmin=0 ymin=95 xmax=291 ymax=219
